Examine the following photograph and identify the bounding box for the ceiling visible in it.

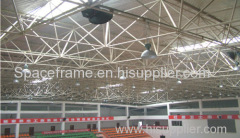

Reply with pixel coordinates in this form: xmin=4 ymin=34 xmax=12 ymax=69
xmin=1 ymin=0 xmax=240 ymax=105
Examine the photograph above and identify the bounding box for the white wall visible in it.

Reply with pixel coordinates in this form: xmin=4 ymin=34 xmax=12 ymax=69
xmin=65 ymin=121 xmax=98 ymax=130
xmin=1 ymin=125 xmax=15 ymax=135
xmin=19 ymin=123 xmax=61 ymax=133
xmin=101 ymin=120 xmax=127 ymax=128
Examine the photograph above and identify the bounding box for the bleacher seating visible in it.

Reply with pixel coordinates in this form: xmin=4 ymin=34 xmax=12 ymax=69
xmin=0 ymin=133 xmax=30 ymax=138
xmin=34 ymin=132 xmax=97 ymax=138
xmin=99 ymin=127 xmax=151 ymax=138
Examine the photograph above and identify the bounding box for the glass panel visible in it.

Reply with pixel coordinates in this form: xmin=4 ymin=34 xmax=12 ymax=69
xmin=129 ymin=108 xmax=144 ymax=116
xmin=21 ymin=103 xmax=48 ymax=111
xmin=1 ymin=103 xmax=17 ymax=111
xmin=203 ymin=111 xmax=239 ymax=115
xmin=170 ymin=102 xmax=199 ymax=109
xmin=21 ymin=103 xmax=62 ymax=111
xmin=0 ymin=114 xmax=17 ymax=119
xmin=170 ymin=112 xmax=200 ymax=115
xmin=21 ymin=113 xmax=61 ymax=118
xmin=147 ymin=106 xmax=167 ymax=115
xmin=172 ymin=121 xmax=182 ymax=126
xmin=100 ymin=105 xmax=126 ymax=116
xmin=65 ymin=104 xmax=97 ymax=111
xmin=202 ymin=99 xmax=238 ymax=108
xmin=65 ymin=113 xmax=97 ymax=117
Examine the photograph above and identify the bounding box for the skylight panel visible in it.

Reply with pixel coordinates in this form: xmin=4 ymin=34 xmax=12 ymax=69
xmin=173 ymin=36 xmax=239 ymax=52
xmin=28 ymin=0 xmax=80 ymax=19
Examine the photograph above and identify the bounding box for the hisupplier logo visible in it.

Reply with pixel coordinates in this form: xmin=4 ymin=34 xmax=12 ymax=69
xmin=14 ymin=66 xmax=212 ymax=81
xmin=115 ymin=125 xmax=227 ymax=135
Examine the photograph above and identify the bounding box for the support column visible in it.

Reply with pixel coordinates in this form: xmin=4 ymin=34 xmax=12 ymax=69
xmin=144 ymin=107 xmax=147 ymax=116
xmin=143 ymin=107 xmax=147 ymax=125
xmin=199 ymin=100 xmax=203 ymax=115
xmin=126 ymin=106 xmax=129 ymax=128
xmin=238 ymin=97 xmax=240 ymax=112
xmin=47 ymin=105 xmax=50 ymax=111
xmin=15 ymin=101 xmax=21 ymax=138
xmin=97 ymin=104 xmax=101 ymax=132
xmin=61 ymin=103 xmax=65 ymax=134
xmin=167 ymin=103 xmax=171 ymax=128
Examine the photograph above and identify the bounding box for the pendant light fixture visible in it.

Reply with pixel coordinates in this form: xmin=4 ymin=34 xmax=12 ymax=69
xmin=13 ymin=79 xmax=19 ymax=83
xmin=226 ymin=51 xmax=240 ymax=71
xmin=141 ymin=21 xmax=157 ymax=59
xmin=22 ymin=64 xmax=30 ymax=74
xmin=141 ymin=43 xmax=157 ymax=59
xmin=75 ymin=81 xmax=80 ymax=86
xmin=233 ymin=61 xmax=239 ymax=71
xmin=177 ymin=79 xmax=182 ymax=84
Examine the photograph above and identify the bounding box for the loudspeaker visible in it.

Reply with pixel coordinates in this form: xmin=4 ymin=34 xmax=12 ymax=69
xmin=63 ymin=118 xmax=66 ymax=121
xmin=82 ymin=7 xmax=113 ymax=24
xmin=127 ymin=116 xmax=130 ymax=119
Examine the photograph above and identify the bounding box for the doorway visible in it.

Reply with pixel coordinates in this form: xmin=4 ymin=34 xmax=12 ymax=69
xmin=116 ymin=123 xmax=120 ymax=128
xmin=29 ymin=127 xmax=34 ymax=136
xmin=51 ymin=126 xmax=55 ymax=131
xmin=92 ymin=124 xmax=97 ymax=129
xmin=4 ymin=128 xmax=10 ymax=135
xmin=138 ymin=121 xmax=143 ymax=128
xmin=70 ymin=125 xmax=74 ymax=130
xmin=87 ymin=124 xmax=91 ymax=131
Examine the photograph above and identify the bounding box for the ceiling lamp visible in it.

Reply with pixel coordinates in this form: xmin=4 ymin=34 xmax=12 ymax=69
xmin=119 ymin=72 xmax=126 ymax=80
xmin=152 ymin=86 xmax=156 ymax=90
xmin=13 ymin=79 xmax=19 ymax=83
xmin=177 ymin=79 xmax=182 ymax=84
xmin=22 ymin=64 xmax=30 ymax=74
xmin=226 ymin=51 xmax=239 ymax=60
xmin=141 ymin=43 xmax=157 ymax=59
xmin=132 ymin=84 xmax=136 ymax=89
xmin=226 ymin=51 xmax=240 ymax=71
xmin=82 ymin=7 xmax=113 ymax=24
xmin=233 ymin=62 xmax=239 ymax=71
xmin=75 ymin=82 xmax=80 ymax=86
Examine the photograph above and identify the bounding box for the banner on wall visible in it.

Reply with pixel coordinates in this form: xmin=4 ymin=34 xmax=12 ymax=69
xmin=169 ymin=115 xmax=240 ymax=120
xmin=0 ymin=116 xmax=114 ymax=124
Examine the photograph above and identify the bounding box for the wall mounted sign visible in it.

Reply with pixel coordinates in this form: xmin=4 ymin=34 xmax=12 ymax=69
xmin=0 ymin=116 xmax=114 ymax=124
xmin=169 ymin=115 xmax=240 ymax=120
